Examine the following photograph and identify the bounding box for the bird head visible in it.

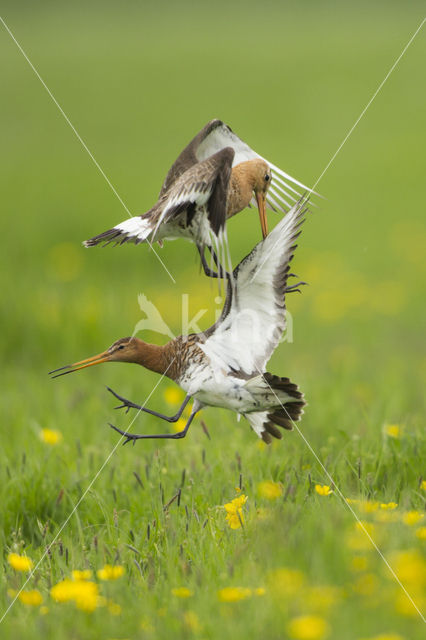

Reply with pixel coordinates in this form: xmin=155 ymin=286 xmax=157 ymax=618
xmin=49 ymin=337 xmax=142 ymax=378
xmin=250 ymin=159 xmax=272 ymax=240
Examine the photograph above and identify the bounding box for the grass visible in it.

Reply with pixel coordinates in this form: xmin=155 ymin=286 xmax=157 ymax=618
xmin=0 ymin=1 xmax=425 ymax=638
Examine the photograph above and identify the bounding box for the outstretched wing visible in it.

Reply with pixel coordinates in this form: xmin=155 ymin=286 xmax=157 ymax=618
xmin=200 ymin=197 xmax=308 ymax=377
xmin=161 ymin=119 xmax=318 ymax=213
xmin=153 ymin=147 xmax=234 ymax=237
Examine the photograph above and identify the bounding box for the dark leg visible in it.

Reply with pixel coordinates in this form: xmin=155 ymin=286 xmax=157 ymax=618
xmin=198 ymin=246 xmax=230 ymax=280
xmin=109 ymin=409 xmax=198 ymax=445
xmin=107 ymin=387 xmax=190 ymax=421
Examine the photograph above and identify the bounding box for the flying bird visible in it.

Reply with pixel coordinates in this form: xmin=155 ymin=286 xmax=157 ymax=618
xmin=51 ymin=197 xmax=308 ymax=444
xmin=84 ymin=119 xmax=315 ymax=277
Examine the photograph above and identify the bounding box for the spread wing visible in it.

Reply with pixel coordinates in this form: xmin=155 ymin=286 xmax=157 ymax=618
xmin=200 ymin=197 xmax=308 ymax=377
xmin=153 ymin=147 xmax=234 ymax=237
xmin=160 ymin=119 xmax=318 ymax=213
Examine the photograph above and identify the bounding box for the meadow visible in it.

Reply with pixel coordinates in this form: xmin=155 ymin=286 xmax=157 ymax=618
xmin=0 ymin=2 xmax=425 ymax=638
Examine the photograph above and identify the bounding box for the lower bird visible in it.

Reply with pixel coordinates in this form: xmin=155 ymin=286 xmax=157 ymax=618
xmin=84 ymin=119 xmax=316 ymax=278
xmin=50 ymin=198 xmax=308 ymax=444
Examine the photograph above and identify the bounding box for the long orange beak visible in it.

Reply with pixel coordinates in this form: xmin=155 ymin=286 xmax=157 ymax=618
xmin=49 ymin=350 xmax=111 ymax=379
xmin=256 ymin=191 xmax=268 ymax=239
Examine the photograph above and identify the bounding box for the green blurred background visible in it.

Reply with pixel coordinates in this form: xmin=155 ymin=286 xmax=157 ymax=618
xmin=0 ymin=1 xmax=425 ymax=637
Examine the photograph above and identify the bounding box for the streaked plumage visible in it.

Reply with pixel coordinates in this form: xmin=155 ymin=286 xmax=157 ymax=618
xmin=84 ymin=119 xmax=315 ymax=276
xmin=51 ymin=198 xmax=308 ymax=444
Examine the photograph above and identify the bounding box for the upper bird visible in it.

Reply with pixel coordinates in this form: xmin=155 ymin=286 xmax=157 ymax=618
xmin=84 ymin=119 xmax=314 ymax=277
xmin=51 ymin=197 xmax=308 ymax=444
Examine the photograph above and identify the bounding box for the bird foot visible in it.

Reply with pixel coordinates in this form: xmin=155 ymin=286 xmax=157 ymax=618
xmin=106 ymin=386 xmax=143 ymax=413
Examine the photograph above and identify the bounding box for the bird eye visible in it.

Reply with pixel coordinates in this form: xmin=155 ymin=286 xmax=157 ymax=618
xmin=117 ymin=345 xmax=125 ymax=350
xmin=264 ymin=174 xmax=270 ymax=182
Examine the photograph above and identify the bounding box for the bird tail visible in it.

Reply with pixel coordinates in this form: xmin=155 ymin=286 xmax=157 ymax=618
xmin=83 ymin=215 xmax=154 ymax=247
xmin=244 ymin=373 xmax=305 ymax=443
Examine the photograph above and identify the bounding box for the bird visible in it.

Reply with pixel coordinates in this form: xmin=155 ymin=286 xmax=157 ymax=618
xmin=83 ymin=119 xmax=315 ymax=278
xmin=50 ymin=197 xmax=308 ymax=444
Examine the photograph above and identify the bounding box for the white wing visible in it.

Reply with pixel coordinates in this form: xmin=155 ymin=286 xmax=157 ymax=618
xmin=195 ymin=120 xmax=318 ymax=214
xmin=200 ymin=197 xmax=307 ymax=377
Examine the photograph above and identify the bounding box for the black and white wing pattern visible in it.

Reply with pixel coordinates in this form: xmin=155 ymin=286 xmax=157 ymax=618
xmin=84 ymin=147 xmax=234 ymax=248
xmin=200 ymin=197 xmax=308 ymax=377
xmin=160 ymin=119 xmax=317 ymax=213
xmin=152 ymin=147 xmax=234 ymax=237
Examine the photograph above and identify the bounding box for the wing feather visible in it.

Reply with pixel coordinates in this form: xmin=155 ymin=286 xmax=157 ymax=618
xmin=200 ymin=197 xmax=308 ymax=376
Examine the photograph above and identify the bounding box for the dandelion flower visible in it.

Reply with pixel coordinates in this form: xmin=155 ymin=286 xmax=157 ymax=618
xmin=39 ymin=428 xmax=62 ymax=445
xmin=97 ymin=564 xmax=125 ymax=580
xmin=163 ymin=386 xmax=183 ymax=405
xmin=421 ymin=480 xmax=426 ymax=491
xmin=402 ymin=511 xmax=424 ymax=526
xmin=50 ymin=578 xmax=101 ymax=612
xmin=254 ymin=587 xmax=266 ymax=596
xmin=217 ymin=587 xmax=252 ymax=602
xmin=223 ymin=494 xmax=247 ymax=529
xmin=8 ymin=553 xmax=34 ymax=572
xmin=315 ymin=485 xmax=333 ymax=496
xmin=183 ymin=610 xmax=201 ymax=631
xmin=380 ymin=502 xmax=398 ymax=510
xmin=287 ymin=614 xmax=329 ymax=639
xmin=415 ymin=527 xmax=426 ymax=540
xmin=72 ymin=569 xmax=92 ymax=581
xmin=107 ymin=601 xmax=122 ymax=616
xmin=384 ymin=424 xmax=400 ymax=439
xmin=171 ymin=587 xmax=193 ymax=598
xmin=18 ymin=590 xmax=43 ymax=606
xmin=258 ymin=481 xmax=283 ymax=500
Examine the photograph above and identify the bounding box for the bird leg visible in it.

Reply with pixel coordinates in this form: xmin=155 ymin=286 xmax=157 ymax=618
xmin=107 ymin=387 xmax=190 ymax=422
xmin=198 ymin=246 xmax=230 ymax=280
xmin=109 ymin=409 xmax=198 ymax=445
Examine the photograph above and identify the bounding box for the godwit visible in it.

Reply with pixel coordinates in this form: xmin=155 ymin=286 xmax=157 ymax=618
xmin=84 ymin=119 xmax=315 ymax=277
xmin=51 ymin=198 xmax=308 ymax=443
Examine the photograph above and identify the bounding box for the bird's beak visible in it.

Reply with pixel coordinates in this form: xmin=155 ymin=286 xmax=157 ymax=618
xmin=49 ymin=350 xmax=111 ymax=379
xmin=256 ymin=191 xmax=268 ymax=239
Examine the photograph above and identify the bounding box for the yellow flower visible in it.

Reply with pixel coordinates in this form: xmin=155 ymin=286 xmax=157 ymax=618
xmin=380 ymin=502 xmax=398 ymax=510
xmin=183 ymin=610 xmax=201 ymax=632
xmin=257 ymin=481 xmax=283 ymax=500
xmin=163 ymin=386 xmax=183 ymax=405
xmin=50 ymin=578 xmax=101 ymax=612
xmin=384 ymin=424 xmax=400 ymax=438
xmin=402 ymin=510 xmax=424 ymax=526
xmin=359 ymin=501 xmax=379 ymax=513
xmin=72 ymin=569 xmax=92 ymax=581
xmin=415 ymin=527 xmax=426 ymax=540
xmin=346 ymin=521 xmax=377 ymax=551
xmin=171 ymin=587 xmax=193 ymax=598
xmin=421 ymin=480 xmax=426 ymax=491
xmin=267 ymin=568 xmax=305 ymax=597
xmin=39 ymin=606 xmax=49 ymax=615
xmin=315 ymin=485 xmax=333 ymax=496
xmin=39 ymin=428 xmax=62 ymax=445
xmin=223 ymin=494 xmax=248 ymax=529
xmin=18 ymin=590 xmax=43 ymax=606
xmin=107 ymin=601 xmax=122 ymax=616
xmin=287 ymin=614 xmax=329 ymax=639
xmin=394 ymin=590 xmax=425 ymax=618
xmin=217 ymin=587 xmax=252 ymax=602
xmin=352 ymin=573 xmax=379 ymax=596
xmin=8 ymin=553 xmax=34 ymax=572
xmin=305 ymin=585 xmax=340 ymax=611
xmin=97 ymin=564 xmax=125 ymax=580
xmin=346 ymin=498 xmax=359 ymax=505
xmin=254 ymin=587 xmax=266 ymax=596
xmin=350 ymin=556 xmax=368 ymax=572
xmin=172 ymin=417 xmax=187 ymax=433
xmin=391 ymin=549 xmax=425 ymax=585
